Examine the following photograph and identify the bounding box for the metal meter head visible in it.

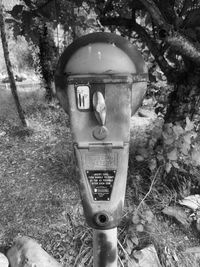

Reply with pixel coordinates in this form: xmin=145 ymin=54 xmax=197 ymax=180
xmin=55 ymin=32 xmax=148 ymax=230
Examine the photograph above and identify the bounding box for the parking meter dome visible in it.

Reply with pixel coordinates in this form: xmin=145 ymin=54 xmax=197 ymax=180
xmin=55 ymin=32 xmax=148 ymax=115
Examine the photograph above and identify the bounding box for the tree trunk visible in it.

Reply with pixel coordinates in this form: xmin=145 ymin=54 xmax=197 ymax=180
xmin=38 ymin=22 xmax=58 ymax=102
xmin=0 ymin=1 xmax=27 ymax=127
xmin=165 ymin=66 xmax=200 ymax=125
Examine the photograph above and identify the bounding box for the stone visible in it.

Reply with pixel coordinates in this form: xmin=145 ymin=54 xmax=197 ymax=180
xmin=0 ymin=252 xmax=9 ymax=267
xmin=133 ymin=245 xmax=162 ymax=267
xmin=7 ymin=236 xmax=62 ymax=267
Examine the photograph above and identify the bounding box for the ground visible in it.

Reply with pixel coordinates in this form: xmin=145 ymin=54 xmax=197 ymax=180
xmin=0 ymin=84 xmax=200 ymax=266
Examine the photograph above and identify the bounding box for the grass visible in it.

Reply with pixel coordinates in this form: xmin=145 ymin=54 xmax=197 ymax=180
xmin=0 ymin=85 xmax=200 ymax=266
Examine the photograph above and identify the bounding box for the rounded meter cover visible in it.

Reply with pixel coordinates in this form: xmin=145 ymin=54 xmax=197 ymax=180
xmin=55 ymin=32 xmax=148 ymax=115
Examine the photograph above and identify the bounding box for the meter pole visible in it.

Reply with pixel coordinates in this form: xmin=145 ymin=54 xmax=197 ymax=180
xmin=93 ymin=228 xmax=117 ymax=267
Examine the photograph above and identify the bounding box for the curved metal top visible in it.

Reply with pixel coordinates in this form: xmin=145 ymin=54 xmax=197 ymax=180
xmin=65 ymin=43 xmax=137 ymax=74
xmin=55 ymin=32 xmax=147 ymax=91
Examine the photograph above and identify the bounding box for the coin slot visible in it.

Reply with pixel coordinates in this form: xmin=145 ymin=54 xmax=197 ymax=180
xmin=76 ymin=85 xmax=90 ymax=110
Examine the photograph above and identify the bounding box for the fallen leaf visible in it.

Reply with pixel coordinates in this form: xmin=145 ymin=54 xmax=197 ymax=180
xmin=136 ymin=224 xmax=144 ymax=232
xmin=171 ymin=161 xmax=179 ymax=169
xmin=131 ymin=236 xmax=139 ymax=246
xmin=167 ymin=149 xmax=178 ymax=161
xmin=133 ymin=245 xmax=162 ymax=267
xmin=162 ymin=206 xmax=191 ymax=227
xmin=191 ymin=148 xmax=200 ymax=165
xmin=179 ymin=195 xmax=200 ymax=210
xmin=126 ymin=239 xmax=134 ymax=255
xmin=165 ymin=162 xmax=172 ymax=173
xmin=144 ymin=210 xmax=154 ymax=224
xmin=132 ymin=213 xmax=140 ymax=225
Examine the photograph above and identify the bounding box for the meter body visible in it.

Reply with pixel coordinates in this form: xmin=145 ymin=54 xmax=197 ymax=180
xmin=55 ymin=32 xmax=148 ymax=229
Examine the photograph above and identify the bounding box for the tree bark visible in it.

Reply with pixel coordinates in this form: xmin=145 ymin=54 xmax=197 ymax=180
xmin=0 ymin=1 xmax=27 ymax=127
xmin=165 ymin=66 xmax=200 ymax=124
xmin=38 ymin=21 xmax=58 ymax=102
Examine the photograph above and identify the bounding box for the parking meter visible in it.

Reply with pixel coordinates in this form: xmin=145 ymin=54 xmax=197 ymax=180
xmin=55 ymin=32 xmax=148 ymax=266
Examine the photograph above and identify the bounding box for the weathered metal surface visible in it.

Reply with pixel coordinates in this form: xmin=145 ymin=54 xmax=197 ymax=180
xmin=93 ymin=228 xmax=117 ymax=267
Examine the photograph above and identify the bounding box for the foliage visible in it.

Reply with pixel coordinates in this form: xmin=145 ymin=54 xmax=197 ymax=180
xmin=7 ymin=0 xmax=99 ymax=100
xmin=162 ymin=118 xmax=199 ymax=171
xmin=83 ymin=0 xmax=200 ymax=124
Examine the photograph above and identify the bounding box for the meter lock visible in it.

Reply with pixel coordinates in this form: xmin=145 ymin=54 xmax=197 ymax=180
xmin=92 ymin=91 xmax=108 ymax=140
xmin=76 ymin=85 xmax=90 ymax=110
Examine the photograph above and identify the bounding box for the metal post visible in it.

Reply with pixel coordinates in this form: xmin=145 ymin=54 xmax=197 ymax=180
xmin=93 ymin=228 xmax=118 ymax=267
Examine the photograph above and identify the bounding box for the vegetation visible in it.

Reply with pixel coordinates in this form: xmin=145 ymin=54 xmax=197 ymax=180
xmin=0 ymin=93 xmax=199 ymax=266
xmin=96 ymin=0 xmax=200 ymax=124
xmin=0 ymin=0 xmax=26 ymax=127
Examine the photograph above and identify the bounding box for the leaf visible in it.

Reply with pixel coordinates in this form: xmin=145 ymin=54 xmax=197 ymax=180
xmin=162 ymin=206 xmax=191 ymax=227
xmin=173 ymin=125 xmax=184 ymax=138
xmin=148 ymin=159 xmax=157 ymax=171
xmin=165 ymin=162 xmax=172 ymax=173
xmin=185 ymin=117 xmax=194 ymax=131
xmin=183 ymin=133 xmax=192 ymax=144
xmin=162 ymin=132 xmax=174 ymax=145
xmin=136 ymin=148 xmax=148 ymax=159
xmin=144 ymin=210 xmax=154 ymax=224
xmin=136 ymin=224 xmax=144 ymax=232
xmin=131 ymin=236 xmax=139 ymax=246
xmin=191 ymin=148 xmax=200 ymax=165
xmin=179 ymin=195 xmax=200 ymax=210
xmin=135 ymin=155 xmax=144 ymax=162
xmin=87 ymin=18 xmax=96 ymax=25
xmin=132 ymin=213 xmax=140 ymax=225
xmin=180 ymin=142 xmax=190 ymax=155
xmin=126 ymin=239 xmax=134 ymax=255
xmin=163 ymin=123 xmax=173 ymax=134
xmin=171 ymin=161 xmax=179 ymax=169
xmin=163 ymin=136 xmax=174 ymax=145
xmin=167 ymin=149 xmax=178 ymax=161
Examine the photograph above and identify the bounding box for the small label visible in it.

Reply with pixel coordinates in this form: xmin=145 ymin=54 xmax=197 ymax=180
xmin=86 ymin=170 xmax=116 ymax=201
xmin=76 ymin=85 xmax=90 ymax=110
xmin=84 ymin=153 xmax=117 ymax=169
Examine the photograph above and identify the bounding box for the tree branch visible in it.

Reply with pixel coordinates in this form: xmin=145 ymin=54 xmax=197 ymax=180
xmin=138 ymin=0 xmax=170 ymax=30
xmin=100 ymin=16 xmax=177 ymax=81
xmin=165 ymin=32 xmax=200 ymax=65
xmin=157 ymin=0 xmax=177 ymax=25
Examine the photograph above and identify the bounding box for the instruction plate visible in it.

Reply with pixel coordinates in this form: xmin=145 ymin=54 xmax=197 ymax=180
xmin=86 ymin=170 xmax=116 ymax=201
